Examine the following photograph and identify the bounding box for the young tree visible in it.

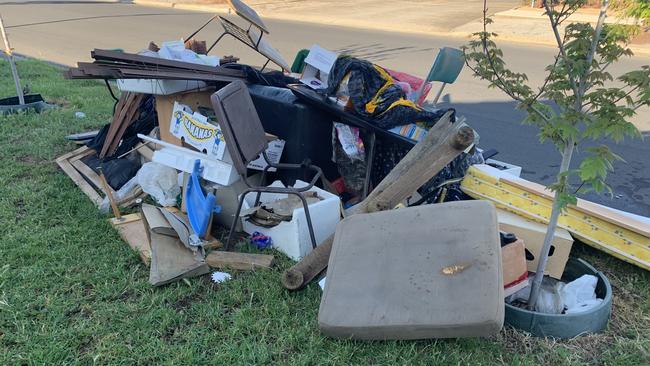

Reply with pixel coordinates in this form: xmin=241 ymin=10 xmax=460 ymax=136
xmin=463 ymin=0 xmax=649 ymax=308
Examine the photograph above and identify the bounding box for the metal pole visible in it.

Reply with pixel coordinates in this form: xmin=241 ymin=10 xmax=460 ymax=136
xmin=0 ymin=14 xmax=24 ymax=105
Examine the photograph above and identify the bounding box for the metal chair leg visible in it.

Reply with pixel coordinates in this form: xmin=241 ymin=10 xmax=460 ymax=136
xmin=254 ymin=166 xmax=270 ymax=207
xmin=226 ymin=189 xmax=252 ymax=251
xmin=292 ymin=192 xmax=318 ymax=249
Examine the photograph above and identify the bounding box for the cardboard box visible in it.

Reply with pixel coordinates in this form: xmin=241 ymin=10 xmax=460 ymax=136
xmin=501 ymin=239 xmax=528 ymax=297
xmin=300 ymin=44 xmax=337 ymax=90
xmin=155 ymin=90 xmax=215 ymax=146
xmin=498 ymin=209 xmax=573 ymax=279
xmin=169 ymin=102 xmax=227 ymax=160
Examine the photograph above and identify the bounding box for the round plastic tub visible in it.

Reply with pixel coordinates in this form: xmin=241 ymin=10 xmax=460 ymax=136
xmin=505 ymin=257 xmax=612 ymax=338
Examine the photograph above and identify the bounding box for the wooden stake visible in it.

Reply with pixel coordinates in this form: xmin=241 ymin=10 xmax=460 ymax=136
xmin=281 ymin=112 xmax=474 ymax=290
xmin=0 ymin=14 xmax=24 ymax=105
xmin=98 ymin=168 xmax=122 ymax=220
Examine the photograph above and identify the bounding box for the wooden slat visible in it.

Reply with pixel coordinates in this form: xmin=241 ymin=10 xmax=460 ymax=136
xmin=71 ymin=159 xmax=102 ymax=190
xmin=100 ymin=92 xmax=134 ymax=158
xmin=56 ymin=152 xmax=103 ymax=206
xmin=205 ymin=251 xmax=274 ymax=271
xmin=105 ymin=93 xmax=145 ymax=157
xmin=502 ymin=177 xmax=650 ymax=238
xmin=91 ymin=49 xmax=245 ymax=77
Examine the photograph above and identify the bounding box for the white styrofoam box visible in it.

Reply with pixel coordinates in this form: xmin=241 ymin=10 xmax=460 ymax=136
xmin=117 ymin=79 xmax=207 ymax=95
xmin=240 ymin=180 xmax=341 ymax=261
xmin=138 ymin=134 xmax=239 ymax=186
xmin=485 ymin=158 xmax=522 ymax=177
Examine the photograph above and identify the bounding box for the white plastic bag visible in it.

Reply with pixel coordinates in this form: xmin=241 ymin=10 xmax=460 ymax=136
xmin=99 ymin=176 xmax=140 ymax=214
xmin=136 ymin=162 xmax=180 ymax=207
xmin=561 ymin=274 xmax=602 ymax=314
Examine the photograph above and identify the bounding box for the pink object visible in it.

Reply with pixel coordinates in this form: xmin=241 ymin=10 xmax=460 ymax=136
xmin=385 ymin=68 xmax=432 ymax=105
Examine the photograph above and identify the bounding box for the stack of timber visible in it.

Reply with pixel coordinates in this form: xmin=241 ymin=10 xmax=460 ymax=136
xmin=64 ymin=49 xmax=246 ymax=82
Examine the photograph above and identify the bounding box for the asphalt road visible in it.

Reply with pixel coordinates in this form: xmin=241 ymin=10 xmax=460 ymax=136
xmin=1 ymin=1 xmax=649 ymax=215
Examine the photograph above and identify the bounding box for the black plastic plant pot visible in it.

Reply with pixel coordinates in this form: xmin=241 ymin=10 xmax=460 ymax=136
xmin=505 ymin=257 xmax=612 ymax=339
xmin=0 ymin=94 xmax=56 ymax=115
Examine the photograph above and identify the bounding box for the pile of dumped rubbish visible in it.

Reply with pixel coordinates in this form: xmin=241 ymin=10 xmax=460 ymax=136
xmin=52 ymin=0 xmax=648 ymax=340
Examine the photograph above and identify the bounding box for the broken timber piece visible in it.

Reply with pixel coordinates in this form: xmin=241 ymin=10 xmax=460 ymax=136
xmin=281 ymin=111 xmax=474 ymax=290
xmin=205 ymin=251 xmax=274 ymax=271
xmin=111 ymin=213 xmax=151 ymax=265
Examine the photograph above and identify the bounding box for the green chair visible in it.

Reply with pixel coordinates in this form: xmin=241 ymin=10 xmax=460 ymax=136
xmin=414 ymin=47 xmax=464 ymax=106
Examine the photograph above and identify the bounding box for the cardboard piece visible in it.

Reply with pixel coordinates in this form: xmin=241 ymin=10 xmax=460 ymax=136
xmin=319 ymin=201 xmax=503 ymax=340
xmin=170 ymin=102 xmax=227 ymax=160
xmin=300 ymin=45 xmax=337 ymax=90
xmin=143 ymin=204 xmax=210 ymax=286
xmin=501 ymin=239 xmax=528 ymax=297
xmin=246 ymin=139 xmax=285 ymax=171
xmin=497 ymin=209 xmax=573 ymax=279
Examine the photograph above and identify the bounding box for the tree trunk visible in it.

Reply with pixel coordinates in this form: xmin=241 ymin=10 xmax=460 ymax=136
xmin=527 ymin=140 xmax=575 ymax=308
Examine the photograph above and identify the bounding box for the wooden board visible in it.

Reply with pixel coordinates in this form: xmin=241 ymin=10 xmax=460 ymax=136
xmin=57 ymin=147 xmax=145 ymax=209
xmin=205 ymin=251 xmax=274 ymax=271
xmin=111 ymin=213 xmax=151 ymax=266
xmin=503 ymin=177 xmax=650 ymax=237
xmin=56 ymin=147 xmax=103 ymax=206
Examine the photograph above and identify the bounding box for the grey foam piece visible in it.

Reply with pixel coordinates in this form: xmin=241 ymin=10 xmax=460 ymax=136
xmin=318 ymin=200 xmax=504 ymax=340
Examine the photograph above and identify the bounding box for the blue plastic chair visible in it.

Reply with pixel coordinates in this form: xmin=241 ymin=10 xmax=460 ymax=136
xmin=414 ymin=47 xmax=464 ymax=106
xmin=186 ymin=159 xmax=221 ymax=240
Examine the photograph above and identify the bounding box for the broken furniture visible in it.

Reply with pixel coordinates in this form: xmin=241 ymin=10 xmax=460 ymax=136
xmin=184 ymin=0 xmax=290 ymax=71
xmin=462 ymin=164 xmax=650 ymax=271
xmin=210 ymin=80 xmax=325 ymax=251
xmin=319 ymin=201 xmax=503 ymax=340
xmin=413 ymin=47 xmax=464 ymax=106
xmin=282 ymin=112 xmax=474 ymax=290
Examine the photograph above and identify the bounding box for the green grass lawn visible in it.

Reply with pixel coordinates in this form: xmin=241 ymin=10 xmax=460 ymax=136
xmin=1 ymin=59 xmax=649 ymax=365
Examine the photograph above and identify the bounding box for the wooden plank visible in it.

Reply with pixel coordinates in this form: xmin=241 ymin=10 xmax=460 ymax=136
xmin=110 ymin=213 xmax=151 ymax=266
xmin=56 ymin=154 xmax=103 ymax=206
xmin=100 ymin=92 xmax=133 ymax=158
xmin=91 ymin=49 xmax=246 ymax=77
xmin=461 ymin=165 xmax=650 ymax=271
xmin=205 ymin=251 xmax=274 ymax=271
xmin=71 ymin=159 xmax=102 ymax=191
xmin=502 ymin=177 xmax=650 ymax=238
xmin=106 ymin=93 xmax=145 ymax=156
xmin=56 ymin=145 xmax=89 ymax=162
